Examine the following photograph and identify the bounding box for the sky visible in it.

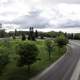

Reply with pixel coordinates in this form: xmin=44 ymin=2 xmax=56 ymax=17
xmin=0 ymin=0 xmax=80 ymax=33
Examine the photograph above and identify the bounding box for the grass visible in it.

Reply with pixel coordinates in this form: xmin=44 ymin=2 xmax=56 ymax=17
xmin=0 ymin=39 xmax=66 ymax=80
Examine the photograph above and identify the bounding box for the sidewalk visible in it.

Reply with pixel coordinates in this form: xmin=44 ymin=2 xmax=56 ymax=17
xmin=70 ymin=59 xmax=80 ymax=80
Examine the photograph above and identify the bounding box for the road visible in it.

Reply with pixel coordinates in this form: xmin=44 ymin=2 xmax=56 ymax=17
xmin=32 ymin=40 xmax=80 ymax=80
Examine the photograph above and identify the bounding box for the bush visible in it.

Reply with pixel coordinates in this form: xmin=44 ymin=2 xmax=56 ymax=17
xmin=16 ymin=42 xmax=39 ymax=73
xmin=0 ymin=47 xmax=10 ymax=74
xmin=22 ymin=33 xmax=26 ymax=41
xmin=45 ymin=39 xmax=53 ymax=60
xmin=54 ymin=34 xmax=68 ymax=47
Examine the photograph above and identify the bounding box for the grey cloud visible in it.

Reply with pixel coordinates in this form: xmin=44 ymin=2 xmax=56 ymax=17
xmin=0 ymin=0 xmax=14 ymax=7
xmin=43 ymin=0 xmax=80 ymax=4
xmin=59 ymin=19 xmax=80 ymax=28
xmin=0 ymin=11 xmax=17 ymax=16
xmin=10 ymin=9 xmax=49 ymax=29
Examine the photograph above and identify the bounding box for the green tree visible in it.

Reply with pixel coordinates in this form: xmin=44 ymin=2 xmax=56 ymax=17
xmin=0 ymin=29 xmax=6 ymax=38
xmin=16 ymin=42 xmax=38 ymax=73
xmin=14 ymin=29 xmax=17 ymax=36
xmin=45 ymin=40 xmax=53 ymax=60
xmin=54 ymin=34 xmax=68 ymax=47
xmin=74 ymin=33 xmax=80 ymax=40
xmin=28 ymin=27 xmax=35 ymax=41
xmin=35 ymin=30 xmax=38 ymax=38
xmin=12 ymin=34 xmax=16 ymax=39
xmin=22 ymin=33 xmax=26 ymax=41
xmin=40 ymin=35 xmax=44 ymax=39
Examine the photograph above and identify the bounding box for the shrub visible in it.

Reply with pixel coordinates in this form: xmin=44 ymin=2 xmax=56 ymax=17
xmin=16 ymin=42 xmax=39 ymax=73
xmin=54 ymin=34 xmax=68 ymax=47
xmin=45 ymin=39 xmax=53 ymax=60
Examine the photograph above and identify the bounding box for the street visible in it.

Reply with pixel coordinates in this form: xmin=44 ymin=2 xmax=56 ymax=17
xmin=32 ymin=40 xmax=80 ymax=80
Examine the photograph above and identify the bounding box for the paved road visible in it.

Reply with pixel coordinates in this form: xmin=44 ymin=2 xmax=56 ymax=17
xmin=78 ymin=75 xmax=80 ymax=80
xmin=32 ymin=40 xmax=80 ymax=80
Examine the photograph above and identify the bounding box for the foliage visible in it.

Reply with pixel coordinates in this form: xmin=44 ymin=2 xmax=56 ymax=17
xmin=46 ymin=31 xmax=58 ymax=38
xmin=12 ymin=35 xmax=16 ymax=39
xmin=54 ymin=34 xmax=69 ymax=47
xmin=45 ymin=39 xmax=53 ymax=60
xmin=21 ymin=33 xmax=26 ymax=41
xmin=0 ymin=39 xmax=66 ymax=80
xmin=14 ymin=29 xmax=18 ymax=36
xmin=0 ymin=29 xmax=6 ymax=38
xmin=16 ymin=42 xmax=39 ymax=72
xmin=35 ymin=30 xmax=38 ymax=38
xmin=73 ymin=33 xmax=80 ymax=40
xmin=40 ymin=35 xmax=44 ymax=39
xmin=28 ymin=27 xmax=35 ymax=41
xmin=0 ymin=47 xmax=10 ymax=74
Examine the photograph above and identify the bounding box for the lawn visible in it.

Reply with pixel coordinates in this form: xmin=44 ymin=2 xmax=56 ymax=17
xmin=0 ymin=39 xmax=66 ymax=80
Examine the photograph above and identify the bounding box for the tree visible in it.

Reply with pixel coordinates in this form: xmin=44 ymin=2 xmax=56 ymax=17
xmin=40 ymin=35 xmax=44 ymax=39
xmin=14 ymin=29 xmax=17 ymax=36
xmin=22 ymin=33 xmax=26 ymax=41
xmin=74 ymin=33 xmax=80 ymax=40
xmin=0 ymin=29 xmax=6 ymax=38
xmin=16 ymin=42 xmax=38 ymax=73
xmin=28 ymin=27 xmax=35 ymax=40
xmin=45 ymin=40 xmax=53 ymax=60
xmin=40 ymin=33 xmax=44 ymax=39
xmin=35 ymin=30 xmax=38 ymax=38
xmin=67 ymin=33 xmax=74 ymax=39
xmin=12 ymin=34 xmax=16 ymax=39
xmin=12 ymin=29 xmax=18 ymax=39
xmin=54 ymin=34 xmax=68 ymax=47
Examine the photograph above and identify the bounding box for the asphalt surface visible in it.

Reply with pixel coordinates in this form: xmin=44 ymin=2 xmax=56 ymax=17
xmin=32 ymin=40 xmax=80 ymax=80
xmin=78 ymin=75 xmax=80 ymax=80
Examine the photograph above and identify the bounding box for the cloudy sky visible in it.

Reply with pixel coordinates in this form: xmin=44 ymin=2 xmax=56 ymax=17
xmin=0 ymin=0 xmax=80 ymax=33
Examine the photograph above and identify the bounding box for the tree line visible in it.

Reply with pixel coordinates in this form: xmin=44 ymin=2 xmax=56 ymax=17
xmin=0 ymin=27 xmax=80 ymax=40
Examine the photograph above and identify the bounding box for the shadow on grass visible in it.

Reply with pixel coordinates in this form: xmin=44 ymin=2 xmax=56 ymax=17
xmin=0 ymin=67 xmax=30 ymax=80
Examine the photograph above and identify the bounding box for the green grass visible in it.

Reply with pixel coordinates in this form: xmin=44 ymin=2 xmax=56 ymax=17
xmin=0 ymin=39 xmax=66 ymax=80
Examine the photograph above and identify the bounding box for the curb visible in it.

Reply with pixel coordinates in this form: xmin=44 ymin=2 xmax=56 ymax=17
xmin=30 ymin=46 xmax=70 ymax=80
